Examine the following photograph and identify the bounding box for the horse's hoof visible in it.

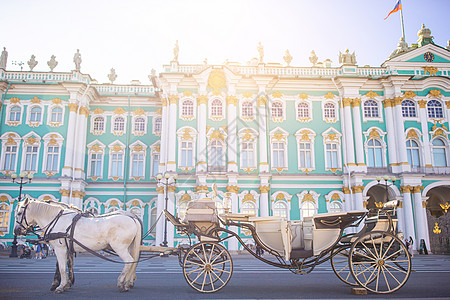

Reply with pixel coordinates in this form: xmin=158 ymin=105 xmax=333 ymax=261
xmin=50 ymin=285 xmax=57 ymax=291
xmin=54 ymin=288 xmax=64 ymax=294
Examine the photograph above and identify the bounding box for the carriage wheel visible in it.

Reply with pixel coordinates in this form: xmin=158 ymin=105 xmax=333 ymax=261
xmin=182 ymin=242 xmax=233 ymax=293
xmin=349 ymin=231 xmax=411 ymax=294
xmin=331 ymin=247 xmax=358 ymax=286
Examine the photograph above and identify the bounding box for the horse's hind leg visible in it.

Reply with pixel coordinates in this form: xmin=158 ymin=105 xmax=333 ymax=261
xmin=68 ymin=253 xmax=75 ymax=286
xmin=53 ymin=245 xmax=71 ymax=294
xmin=50 ymin=261 xmax=60 ymax=291
xmin=114 ymin=247 xmax=134 ymax=292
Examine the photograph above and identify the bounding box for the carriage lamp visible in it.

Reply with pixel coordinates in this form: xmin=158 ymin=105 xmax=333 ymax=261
xmin=155 ymin=173 xmax=178 ymax=248
xmin=9 ymin=172 xmax=33 ymax=257
xmin=376 ymin=176 xmax=397 ymax=208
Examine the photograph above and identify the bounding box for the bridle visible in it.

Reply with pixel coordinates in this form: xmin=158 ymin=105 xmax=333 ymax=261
xmin=15 ymin=202 xmax=34 ymax=234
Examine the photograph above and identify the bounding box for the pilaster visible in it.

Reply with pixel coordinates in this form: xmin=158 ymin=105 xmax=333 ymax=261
xmin=197 ymin=94 xmax=208 ymax=172
xmin=383 ymin=99 xmax=399 ymax=171
xmin=351 ymin=98 xmax=366 ymax=171
xmin=400 ymin=185 xmax=416 ymax=246
xmin=418 ymin=100 xmax=432 ymax=167
xmin=166 ymin=94 xmax=178 ymax=172
xmin=227 ymin=95 xmax=238 ymax=173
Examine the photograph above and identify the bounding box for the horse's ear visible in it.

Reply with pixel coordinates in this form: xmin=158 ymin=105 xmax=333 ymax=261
xmin=22 ymin=197 xmax=29 ymax=205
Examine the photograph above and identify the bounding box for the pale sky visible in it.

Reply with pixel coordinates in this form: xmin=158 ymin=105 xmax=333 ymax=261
xmin=1 ymin=0 xmax=449 ymax=84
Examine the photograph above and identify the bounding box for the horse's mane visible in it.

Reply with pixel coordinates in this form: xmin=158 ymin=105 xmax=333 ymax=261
xmin=28 ymin=199 xmax=66 ymax=218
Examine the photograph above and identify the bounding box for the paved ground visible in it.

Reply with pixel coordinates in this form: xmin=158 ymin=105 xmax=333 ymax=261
xmin=0 ymin=253 xmax=449 ymax=299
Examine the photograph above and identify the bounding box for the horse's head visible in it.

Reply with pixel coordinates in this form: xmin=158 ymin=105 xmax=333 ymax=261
xmin=14 ymin=197 xmax=35 ymax=236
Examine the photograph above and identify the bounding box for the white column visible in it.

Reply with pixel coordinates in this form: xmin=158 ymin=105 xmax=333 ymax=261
xmin=167 ymin=187 xmax=176 ymax=247
xmin=418 ymin=100 xmax=432 ymax=167
xmin=259 ymin=186 xmax=270 ymax=217
xmin=73 ymin=106 xmax=88 ymax=179
xmin=166 ymin=95 xmax=178 ymax=172
xmin=258 ymin=96 xmax=269 ymax=173
xmin=226 ymin=182 xmax=239 ymax=251
xmin=352 ymin=99 xmax=365 ymax=168
xmin=62 ymin=102 xmax=78 ymax=177
xmin=412 ymin=187 xmax=430 ymax=251
xmin=401 ymin=186 xmax=416 ymax=246
xmin=155 ymin=187 xmax=165 ymax=246
xmin=393 ymin=97 xmax=410 ymax=172
xmin=197 ymin=95 xmax=207 ymax=172
xmin=227 ymin=95 xmax=238 ymax=173
xmin=396 ymin=197 xmax=405 ymax=236
xmin=383 ymin=99 xmax=399 ymax=169
xmin=342 ymin=98 xmax=356 ymax=168
xmin=158 ymin=99 xmax=168 ymax=174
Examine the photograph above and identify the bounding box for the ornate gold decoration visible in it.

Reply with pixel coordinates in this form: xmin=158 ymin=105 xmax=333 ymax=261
xmin=259 ymin=186 xmax=270 ymax=193
xmin=423 ymin=66 xmax=438 ymax=76
xmin=92 ymin=107 xmax=104 ymax=114
xmin=161 ymin=98 xmax=168 ymax=107
xmin=433 ymin=128 xmax=444 ymax=137
xmin=418 ymin=100 xmax=427 ymax=108
xmin=382 ymin=98 xmax=393 ymax=108
xmin=169 ymin=95 xmax=179 ymax=105
xmin=365 ymin=91 xmax=379 ymax=98
xmin=428 ymin=89 xmax=442 ymax=98
xmin=91 ymin=144 xmax=102 ymax=152
xmin=6 ymin=135 xmax=16 ymax=145
xmin=375 ymin=201 xmax=384 ymax=209
xmin=183 ymin=90 xmax=193 ymax=97
xmin=59 ymin=189 xmax=70 ymax=197
xmin=90 ymin=176 xmax=100 ymax=181
xmin=351 ymin=185 xmax=364 ymax=194
xmin=78 ymin=106 xmax=89 ymax=117
xmin=134 ymin=108 xmax=145 ymax=115
xmin=155 ymin=108 xmax=162 ymax=115
xmin=52 ymin=98 xmax=62 ymax=105
xmin=195 ymin=185 xmax=208 ymax=193
xmin=302 ymin=193 xmax=314 ymax=202
xmin=342 ymin=98 xmax=352 ymax=107
xmin=156 ymin=186 xmax=164 ymax=194
xmin=433 ymin=223 xmax=441 ymax=234
xmin=299 ymin=93 xmax=308 ymax=100
xmin=168 ymin=186 xmax=177 ymax=193
xmin=404 ymin=91 xmax=416 ymax=98
xmin=351 ymin=98 xmax=361 ymax=107
xmin=327 ymin=133 xmax=337 ymax=141
xmin=109 ymin=200 xmax=118 ymax=206
xmin=153 ymin=145 xmax=160 ymax=152
xmin=0 ymin=196 xmax=8 ymax=202
xmin=10 ymin=97 xmax=20 ymax=104
xmin=48 ymin=138 xmax=58 ymax=146
xmin=272 ymin=91 xmax=283 ymax=98
xmin=197 ymin=95 xmax=208 ymax=105
xmin=112 ymin=144 xmax=123 ymax=152
xmin=440 ymin=202 xmax=450 ymax=213
xmin=331 ymin=193 xmax=340 ymax=201
xmin=68 ymin=103 xmax=78 ymax=112
xmin=369 ymin=128 xmax=380 ymax=139
xmin=342 ymin=187 xmax=351 ymax=194
xmin=243 ymin=193 xmax=255 ymax=202
xmin=242 ymin=167 xmax=256 ymax=173
xmin=226 ymin=95 xmax=237 ymax=106
xmin=330 ymin=168 xmax=338 ymax=173
xmin=299 ymin=130 xmax=311 ymax=141
xmin=406 ymin=130 xmax=419 ymax=139
xmin=445 ymin=101 xmax=450 ymax=109
xmin=243 ymin=92 xmax=253 ymax=98
xmin=210 ymin=130 xmax=224 ymax=141
xmin=273 ymin=132 xmax=285 ymax=140
xmin=400 ymin=185 xmax=413 ymax=193
xmin=226 ymin=186 xmax=240 ymax=193
xmin=112 ymin=176 xmax=120 ymax=181
xmin=393 ymin=97 xmax=403 ymax=106
xmin=258 ymin=96 xmax=267 ymax=106
xmin=31 ymin=96 xmax=41 ymax=103
xmin=44 ymin=171 xmax=57 ymax=177
xmin=182 ymin=128 xmax=192 ymax=140
xmin=26 ymin=136 xmax=37 ymax=145
xmin=114 ymin=107 xmax=126 ymax=115
xmin=412 ymin=186 xmax=423 ymax=193
xmin=324 ymin=92 xmax=335 ymax=99
xmin=242 ymin=129 xmax=254 ymax=142
xmin=276 ymin=193 xmax=285 ymax=201
xmin=133 ymin=144 xmax=144 ymax=152
xmin=207 ymin=69 xmax=226 ymax=94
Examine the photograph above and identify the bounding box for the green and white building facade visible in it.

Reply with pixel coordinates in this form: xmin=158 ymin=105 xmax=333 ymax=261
xmin=1 ymin=25 xmax=450 ymax=253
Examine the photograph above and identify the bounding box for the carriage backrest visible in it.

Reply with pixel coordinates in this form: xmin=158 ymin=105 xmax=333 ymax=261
xmin=183 ymin=197 xmax=219 ymax=224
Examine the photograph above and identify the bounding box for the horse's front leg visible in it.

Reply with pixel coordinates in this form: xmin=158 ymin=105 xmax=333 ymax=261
xmin=50 ymin=261 xmax=60 ymax=291
xmin=53 ymin=244 xmax=71 ymax=293
xmin=68 ymin=252 xmax=75 ymax=286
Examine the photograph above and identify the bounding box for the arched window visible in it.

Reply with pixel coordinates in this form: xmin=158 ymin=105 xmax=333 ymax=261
xmin=134 ymin=117 xmax=145 ymax=133
xmin=154 ymin=117 xmax=162 ymax=135
xmin=427 ymin=100 xmax=444 ymax=119
xmin=209 ymin=140 xmax=224 ymax=167
xmin=114 ymin=117 xmax=125 ymax=131
xmin=93 ymin=116 xmax=104 ymax=131
xmin=432 ymin=139 xmax=447 ymax=167
xmin=86 ymin=207 xmax=99 ymax=216
xmin=300 ymin=201 xmax=316 ymax=219
xmin=367 ymin=138 xmax=383 ymax=167
xmin=182 ymin=100 xmax=194 ymax=117
xmin=242 ymin=101 xmax=253 ymax=118
xmin=0 ymin=203 xmax=10 ymax=232
xmin=241 ymin=201 xmax=256 ymax=215
xmin=130 ymin=206 xmax=142 ymax=218
xmin=9 ymin=106 xmax=21 ymax=121
xmin=402 ymin=100 xmax=416 ymax=118
xmin=324 ymin=103 xmax=336 ymax=119
xmin=211 ymin=99 xmax=222 ymax=117
xmin=107 ymin=206 xmax=119 ymax=213
xmin=364 ymin=100 xmax=379 ymax=118
xmin=271 ymin=102 xmax=283 ymax=118
xmin=30 ymin=106 xmax=42 ymax=122
xmin=50 ymin=107 xmax=63 ymax=122
xmin=329 ymin=201 xmax=343 ymax=213
xmin=273 ymin=201 xmax=287 ymax=218
xmin=297 ymin=102 xmax=309 ymax=118
xmin=406 ymin=140 xmax=420 ymax=168
xmin=150 ymin=207 xmax=157 ymax=233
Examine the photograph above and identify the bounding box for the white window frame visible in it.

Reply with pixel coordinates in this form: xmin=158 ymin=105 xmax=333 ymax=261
xmin=322 ymin=128 xmax=342 ymax=171
xmin=177 ymin=127 xmax=198 ymax=171
xmin=0 ymin=200 xmax=12 ymax=233
xmin=108 ymin=141 xmax=126 ymax=180
xmin=47 ymin=104 xmax=65 ymax=127
xmin=238 ymin=128 xmax=258 ymax=171
xmin=21 ymin=132 xmax=41 ymax=173
xmin=295 ymin=129 xmax=316 ymax=171
xmin=297 ymin=190 xmax=320 ymax=220
xmin=295 ymin=99 xmax=312 ymax=123
xmin=406 ymin=138 xmax=422 ymax=168
xmin=363 ymin=127 xmax=387 ymax=168
xmin=179 ymin=97 xmax=196 ymax=121
xmin=153 ymin=116 xmax=162 ymax=136
xmin=240 ymin=99 xmax=256 ymax=122
xmin=270 ymin=191 xmax=292 ymax=219
xmin=0 ymin=132 xmax=21 ymax=175
xmin=270 ymin=127 xmax=289 ymax=172
xmin=401 ymin=99 xmax=417 ymax=119
xmin=431 ymin=137 xmax=449 ymax=167
xmin=427 ymin=99 xmax=445 ymax=120
xmin=238 ymin=190 xmax=260 ymax=215
xmin=132 ymin=115 xmax=147 ymax=136
xmin=111 ymin=115 xmax=126 ymax=136
xmin=42 ymin=133 xmax=64 ymax=175
xmin=6 ymin=104 xmax=23 ymax=126
xmin=366 ymin=138 xmax=384 ymax=168
xmin=363 ymin=99 xmax=383 ymax=122
xmin=87 ymin=140 xmax=105 ymax=180
xmin=26 ymin=104 xmax=44 ymax=127
xmin=129 ymin=142 xmax=147 ymax=180
xmin=209 ymin=97 xmax=225 ymax=121
xmin=270 ymin=99 xmax=286 ymax=123
xmin=322 ymin=101 xmax=338 ymax=123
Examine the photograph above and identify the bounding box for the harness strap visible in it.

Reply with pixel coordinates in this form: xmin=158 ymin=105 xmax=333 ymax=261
xmin=68 ymin=214 xmax=82 ymax=253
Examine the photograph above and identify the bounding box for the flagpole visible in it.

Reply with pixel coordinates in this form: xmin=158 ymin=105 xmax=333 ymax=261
xmin=399 ymin=2 xmax=406 ymax=41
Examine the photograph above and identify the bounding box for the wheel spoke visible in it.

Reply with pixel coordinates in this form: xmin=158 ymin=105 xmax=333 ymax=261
xmin=212 ymin=259 xmax=232 ymax=267
xmin=381 ymin=265 xmax=391 ymax=291
xmin=201 ymin=268 xmax=208 ymax=291
xmin=202 ymin=243 xmax=208 ymax=263
xmin=186 ymin=266 xmax=203 ymax=275
xmin=191 ymin=269 xmax=206 ymax=285
xmin=192 ymin=249 xmax=206 ymax=264
xmin=208 ymin=244 xmax=215 ymax=264
xmin=208 ymin=271 xmax=215 ymax=291
xmin=370 ymin=235 xmax=379 ymax=258
xmin=361 ymin=264 xmax=378 ymax=286
xmin=336 ymin=264 xmax=349 ymax=275
xmin=210 ymin=269 xmax=225 ymax=284
xmin=210 ymin=249 xmax=226 ymax=265
xmin=382 ymin=265 xmax=402 ymax=285
xmin=381 ymin=237 xmax=395 ymax=258
xmin=211 ymin=266 xmax=231 ymax=274
xmin=185 ymin=259 xmax=205 ymax=267
xmin=384 ymin=262 xmax=408 ymax=274
xmin=362 ymin=242 xmax=378 ymax=260
xmin=375 ymin=266 xmax=381 ymax=292
xmin=384 ymin=248 xmax=403 ymax=261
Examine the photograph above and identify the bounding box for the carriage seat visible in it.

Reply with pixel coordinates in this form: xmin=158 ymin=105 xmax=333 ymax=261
xmin=313 ymin=210 xmax=366 ymax=230
xmin=220 ymin=213 xmax=256 ymax=222
xmin=182 ymin=198 xmax=219 ymax=223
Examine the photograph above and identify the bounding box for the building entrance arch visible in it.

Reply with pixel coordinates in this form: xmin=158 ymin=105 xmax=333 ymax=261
xmin=426 ymin=185 xmax=450 ymax=254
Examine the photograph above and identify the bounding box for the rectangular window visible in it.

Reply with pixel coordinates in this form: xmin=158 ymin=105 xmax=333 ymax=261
xmin=433 ymin=148 xmax=447 ymax=167
xmin=180 ymin=142 xmax=193 ymax=167
xmin=272 ymin=142 xmax=285 ymax=168
xmin=111 ymin=153 xmax=123 ymax=177
xmin=46 ymin=146 xmax=59 ymax=171
xmin=24 ymin=146 xmax=38 ymax=171
xmin=298 ymin=143 xmax=312 ymax=168
xmin=90 ymin=153 xmax=103 ymax=177
xmin=241 ymin=142 xmax=255 ymax=168
xmin=3 ymin=146 xmax=17 ymax=171
xmin=131 ymin=153 xmax=144 ymax=177
xmin=326 ymin=143 xmax=338 ymax=169
xmin=152 ymin=153 xmax=159 ymax=177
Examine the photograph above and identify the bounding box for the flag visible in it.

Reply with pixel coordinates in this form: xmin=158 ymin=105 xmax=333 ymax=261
xmin=385 ymin=0 xmax=402 ymax=20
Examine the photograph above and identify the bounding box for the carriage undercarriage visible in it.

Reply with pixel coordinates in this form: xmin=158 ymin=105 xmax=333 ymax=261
xmin=160 ymin=197 xmax=411 ymax=294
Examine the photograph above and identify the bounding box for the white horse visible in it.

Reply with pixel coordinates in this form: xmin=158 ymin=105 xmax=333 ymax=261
xmin=14 ymin=198 xmax=142 ymax=294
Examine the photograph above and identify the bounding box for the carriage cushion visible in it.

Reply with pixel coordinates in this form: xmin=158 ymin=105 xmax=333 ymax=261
xmin=183 ymin=199 xmax=219 ymax=223
xmin=313 ymin=210 xmax=366 ymax=229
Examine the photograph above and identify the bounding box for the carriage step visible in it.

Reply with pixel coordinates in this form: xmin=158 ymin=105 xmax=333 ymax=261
xmin=140 ymin=245 xmax=178 ymax=255
xmin=290 ymin=249 xmax=313 ymax=259
xmin=351 ymin=287 xmax=367 ymax=295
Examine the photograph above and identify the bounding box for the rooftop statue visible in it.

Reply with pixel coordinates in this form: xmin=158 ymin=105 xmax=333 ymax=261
xmin=309 ymin=50 xmax=318 ymax=66
xmin=417 ymin=23 xmax=434 ymax=47
xmin=257 ymin=42 xmax=264 ymax=63
xmin=339 ymin=49 xmax=356 ymax=65
xmin=173 ymin=40 xmax=179 ymax=62
xmin=283 ymin=49 xmax=293 ymax=66
xmin=73 ymin=49 xmax=82 ymax=71
xmin=47 ymin=55 xmax=58 ymax=72
xmin=389 ymin=37 xmax=410 ymax=58
xmin=0 ymin=47 xmax=8 ymax=69
xmin=27 ymin=55 xmax=38 ymax=71
xmin=108 ymin=68 xmax=117 ymax=84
